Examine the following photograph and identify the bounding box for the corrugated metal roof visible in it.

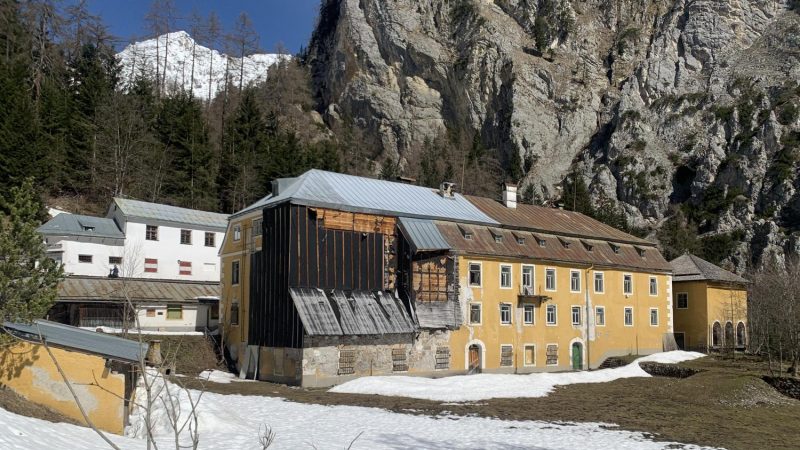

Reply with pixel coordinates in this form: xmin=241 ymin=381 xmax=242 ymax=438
xmin=58 ymin=276 xmax=220 ymax=303
xmin=249 ymin=170 xmax=498 ymax=225
xmin=3 ymin=319 xmax=147 ymax=363
xmin=398 ymin=217 xmax=451 ymax=252
xmin=37 ymin=214 xmax=124 ymax=239
xmin=670 ymin=254 xmax=748 ymax=284
xmin=466 ymin=196 xmax=654 ymax=246
xmin=112 ymin=198 xmax=228 ymax=231
xmin=437 ymin=222 xmax=673 ymax=272
xmin=289 ymin=288 xmax=416 ymax=336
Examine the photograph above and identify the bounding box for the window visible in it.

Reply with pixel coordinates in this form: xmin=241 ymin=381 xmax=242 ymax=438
xmin=392 ymin=348 xmax=408 ymax=372
xmin=494 ymin=235 xmax=503 ymax=243
xmin=179 ymin=260 xmax=192 ymax=276
xmin=205 ymin=232 xmax=215 ymax=247
xmin=144 ymin=258 xmax=158 ymax=273
xmin=459 ymin=226 xmax=473 ymax=240
xmin=545 ymin=268 xmax=556 ymax=291
xmin=435 ymin=346 xmax=450 ymax=370
xmin=180 ymin=229 xmax=192 ymax=245
xmin=537 ymin=237 xmax=546 ymax=247
xmin=594 ymin=272 xmax=604 ymax=293
xmin=146 ymin=308 xmax=156 ymax=317
xmin=624 ymin=307 xmax=634 ymax=326
xmin=736 ymin=322 xmax=746 ymax=347
xmin=231 ymin=260 xmax=240 ymax=285
xmin=650 ymin=308 xmax=659 ymax=326
xmin=469 ymin=303 xmax=482 ymax=325
xmin=146 ymin=225 xmax=158 ymax=241
xmin=108 ymin=256 xmax=122 ymax=265
xmin=500 ymin=303 xmax=511 ymax=324
xmin=516 ymin=236 xmax=525 ymax=245
xmin=500 ymin=264 xmax=512 ymax=288
xmin=338 ymin=349 xmax=356 ymax=375
xmin=546 ymin=304 xmax=557 ymax=325
xmin=233 ymin=224 xmax=241 ymax=241
xmin=252 ymin=218 xmax=263 ymax=235
xmin=523 ymin=304 xmax=534 ymax=325
xmin=712 ymin=322 xmax=722 ymax=347
xmin=649 ymin=277 xmax=658 ymax=296
xmin=560 ymin=238 xmax=571 ymax=249
xmin=570 ymin=270 xmax=581 ymax=292
xmin=468 ymin=262 xmax=481 ymax=286
xmin=635 ymin=246 xmax=646 ymax=257
xmin=595 ymin=306 xmax=606 ymax=326
xmin=524 ymin=345 xmax=536 ymax=366
xmin=78 ymin=254 xmax=92 ymax=263
xmin=210 ymin=304 xmax=219 ymax=320
xmin=676 ymin=292 xmax=689 ymax=309
xmin=166 ymin=304 xmax=182 ymax=320
xmin=521 ymin=265 xmax=534 ymax=291
xmin=623 ymin=274 xmax=633 ymax=294
xmin=230 ymin=302 xmax=240 ymax=325
xmin=500 ymin=345 xmax=513 ymax=367
xmin=546 ymin=344 xmax=558 ymax=366
xmin=610 ymin=243 xmax=620 ymax=254
xmin=571 ymin=306 xmax=582 ymax=325
xmin=582 ymin=240 xmax=593 ymax=252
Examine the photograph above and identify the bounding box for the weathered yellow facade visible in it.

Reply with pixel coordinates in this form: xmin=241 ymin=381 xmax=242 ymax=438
xmin=0 ymin=341 xmax=127 ymax=434
xmin=451 ymin=256 xmax=672 ymax=371
xmin=672 ymin=281 xmax=748 ymax=351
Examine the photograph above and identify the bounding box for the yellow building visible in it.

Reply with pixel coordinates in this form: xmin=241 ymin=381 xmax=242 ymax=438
xmin=220 ymin=170 xmax=677 ymax=385
xmin=670 ymin=254 xmax=748 ymax=352
xmin=1 ymin=320 xmax=145 ymax=434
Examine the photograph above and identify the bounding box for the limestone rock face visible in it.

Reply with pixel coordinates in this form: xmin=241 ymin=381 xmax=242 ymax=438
xmin=308 ymin=0 xmax=800 ymax=266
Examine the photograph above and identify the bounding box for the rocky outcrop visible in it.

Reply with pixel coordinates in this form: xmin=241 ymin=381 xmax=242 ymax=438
xmin=307 ymin=0 xmax=800 ymax=267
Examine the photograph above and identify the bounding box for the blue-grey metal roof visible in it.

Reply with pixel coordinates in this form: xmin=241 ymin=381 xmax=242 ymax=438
xmin=243 ymin=170 xmax=498 ymax=225
xmin=37 ymin=214 xmax=124 ymax=239
xmin=3 ymin=320 xmax=148 ymax=363
xmin=111 ymin=198 xmax=228 ymax=231
xmin=398 ymin=217 xmax=451 ymax=252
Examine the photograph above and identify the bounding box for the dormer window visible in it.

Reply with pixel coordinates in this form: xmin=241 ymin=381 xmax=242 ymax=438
xmin=458 ymin=226 xmax=473 ymax=240
xmin=494 ymin=235 xmax=503 ymax=243
xmin=534 ymin=234 xmax=546 ymax=247
xmin=558 ymin=238 xmax=571 ymax=249
xmin=635 ymin=246 xmax=646 ymax=257
xmin=82 ymin=226 xmax=95 ymax=232
xmin=610 ymin=243 xmax=620 ymax=254
xmin=513 ymin=233 xmax=525 ymax=245
xmin=581 ymin=240 xmax=593 ymax=252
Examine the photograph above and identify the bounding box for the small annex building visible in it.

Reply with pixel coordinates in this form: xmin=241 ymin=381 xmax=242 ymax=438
xmin=670 ymin=254 xmax=748 ymax=352
xmin=222 ymin=170 xmax=677 ymax=387
xmin=0 ymin=320 xmax=147 ymax=434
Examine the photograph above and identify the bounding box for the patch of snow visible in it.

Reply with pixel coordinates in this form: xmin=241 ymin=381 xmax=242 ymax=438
xmin=117 ymin=31 xmax=288 ymax=101
xmin=197 ymin=369 xmax=254 ymax=384
xmin=47 ymin=207 xmax=69 ymax=217
xmin=80 ymin=326 xmax=204 ymax=336
xmin=329 ymin=351 xmax=706 ymax=402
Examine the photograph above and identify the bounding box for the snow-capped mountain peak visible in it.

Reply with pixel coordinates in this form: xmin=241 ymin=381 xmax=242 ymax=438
xmin=117 ymin=31 xmax=287 ymax=100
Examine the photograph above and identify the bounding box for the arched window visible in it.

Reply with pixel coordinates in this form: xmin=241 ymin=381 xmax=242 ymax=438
xmin=725 ymin=322 xmax=734 ymax=348
xmin=712 ymin=322 xmax=722 ymax=348
xmin=736 ymin=322 xmax=746 ymax=348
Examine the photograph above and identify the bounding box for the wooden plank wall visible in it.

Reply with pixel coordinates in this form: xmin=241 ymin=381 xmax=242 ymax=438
xmin=412 ymin=255 xmax=449 ymax=302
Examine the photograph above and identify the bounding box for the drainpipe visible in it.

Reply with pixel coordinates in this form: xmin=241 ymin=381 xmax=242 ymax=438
xmin=585 ymin=264 xmax=594 ymax=370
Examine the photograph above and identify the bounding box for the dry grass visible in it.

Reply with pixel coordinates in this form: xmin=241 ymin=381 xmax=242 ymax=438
xmin=0 ymin=386 xmax=80 ymax=425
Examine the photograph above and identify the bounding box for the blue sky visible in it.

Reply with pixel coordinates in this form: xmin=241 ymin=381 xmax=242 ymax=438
xmin=83 ymin=0 xmax=320 ymax=54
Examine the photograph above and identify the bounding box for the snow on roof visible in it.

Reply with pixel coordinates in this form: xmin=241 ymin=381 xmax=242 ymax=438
xmin=112 ymin=197 xmax=228 ymax=231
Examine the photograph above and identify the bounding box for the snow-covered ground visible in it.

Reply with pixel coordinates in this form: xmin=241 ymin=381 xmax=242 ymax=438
xmin=197 ymin=369 xmax=254 ymax=384
xmin=80 ymin=326 xmax=205 ymax=336
xmin=0 ymin=351 xmax=715 ymax=449
xmin=330 ymin=351 xmax=706 ymax=402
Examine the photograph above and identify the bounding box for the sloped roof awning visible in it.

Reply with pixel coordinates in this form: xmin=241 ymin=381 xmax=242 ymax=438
xmin=398 ymin=217 xmax=451 ymax=252
xmin=289 ymin=288 xmax=417 ymax=336
xmin=57 ymin=277 xmax=220 ymax=304
xmin=3 ymin=319 xmax=148 ymax=363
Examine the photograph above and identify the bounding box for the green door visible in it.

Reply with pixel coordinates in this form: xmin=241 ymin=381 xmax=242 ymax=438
xmin=571 ymin=343 xmax=583 ymax=370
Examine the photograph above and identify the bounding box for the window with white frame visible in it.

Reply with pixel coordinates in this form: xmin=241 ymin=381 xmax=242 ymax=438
xmin=595 ymin=306 xmax=605 ymax=326
xmin=500 ymin=345 xmax=513 ymax=367
xmin=650 ymin=308 xmax=659 ymax=326
xmin=545 ymin=268 xmax=556 ymax=291
xmin=571 ymin=306 xmax=582 ymax=325
xmin=594 ymin=272 xmax=604 ymax=293
xmin=469 ymin=303 xmax=482 ymax=325
xmin=500 ymin=264 xmax=512 ymax=288
xmin=546 ymin=344 xmax=558 ymax=366
xmin=500 ymin=303 xmax=512 ymax=324
xmin=524 ymin=344 xmax=536 ymax=366
xmin=570 ymin=270 xmax=581 ymax=292
xmin=233 ymin=224 xmax=241 ymax=241
xmin=649 ymin=276 xmax=658 ymax=296
xmin=521 ymin=265 xmax=534 ymax=291
xmin=523 ymin=304 xmax=534 ymax=325
xmin=546 ymin=304 xmax=557 ymax=325
xmin=624 ymin=307 xmax=634 ymax=326
xmin=623 ymin=274 xmax=633 ymax=294
xmin=468 ymin=262 xmax=481 ymax=286
xmin=676 ymin=292 xmax=689 ymax=309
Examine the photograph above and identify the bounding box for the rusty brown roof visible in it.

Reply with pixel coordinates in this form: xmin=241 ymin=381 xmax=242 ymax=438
xmin=57 ymin=276 xmax=220 ymax=304
xmin=436 ymin=222 xmax=672 ymax=272
xmin=465 ymin=196 xmax=654 ymax=246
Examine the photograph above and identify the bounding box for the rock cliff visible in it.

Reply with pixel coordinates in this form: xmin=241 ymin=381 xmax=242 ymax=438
xmin=307 ymin=0 xmax=800 ymax=268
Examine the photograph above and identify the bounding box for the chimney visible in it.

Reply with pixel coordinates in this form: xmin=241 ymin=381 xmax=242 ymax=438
xmin=503 ymin=182 xmax=518 ymax=209
xmin=439 ymin=181 xmax=456 ymax=198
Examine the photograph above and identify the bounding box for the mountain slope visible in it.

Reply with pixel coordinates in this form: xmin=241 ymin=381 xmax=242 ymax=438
xmin=307 ymin=0 xmax=800 ymax=269
xmin=117 ymin=31 xmax=286 ymax=100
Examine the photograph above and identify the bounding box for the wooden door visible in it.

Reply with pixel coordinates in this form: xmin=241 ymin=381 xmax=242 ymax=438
xmin=571 ymin=343 xmax=583 ymax=370
xmin=468 ymin=345 xmax=480 ymax=373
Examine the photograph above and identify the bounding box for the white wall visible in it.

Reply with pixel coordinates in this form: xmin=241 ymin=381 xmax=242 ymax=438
xmin=46 ymin=237 xmax=124 ymax=277
xmin=135 ymin=303 xmax=219 ymax=331
xmin=124 ymin=222 xmax=223 ymax=282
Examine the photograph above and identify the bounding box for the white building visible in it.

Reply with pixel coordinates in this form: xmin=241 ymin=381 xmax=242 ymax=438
xmin=38 ymin=198 xmax=228 ymax=332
